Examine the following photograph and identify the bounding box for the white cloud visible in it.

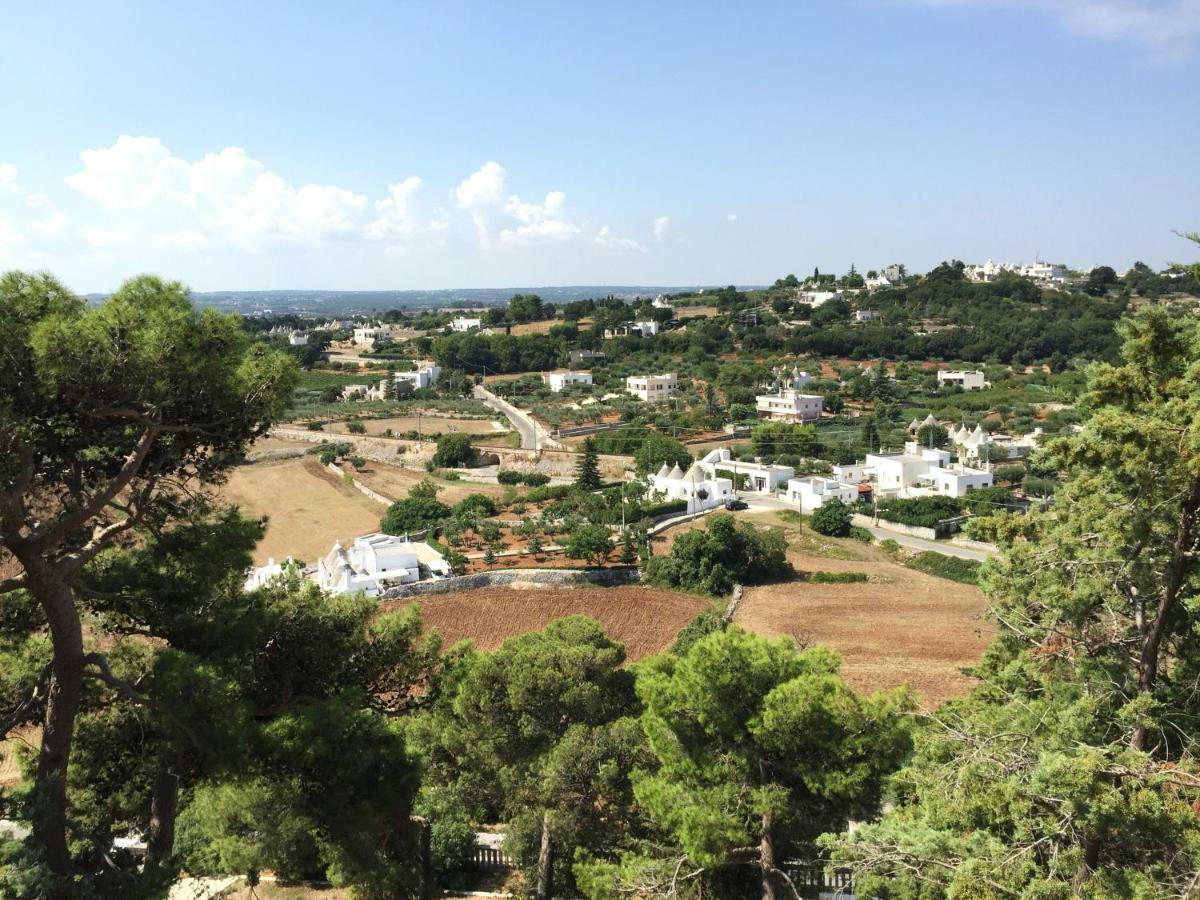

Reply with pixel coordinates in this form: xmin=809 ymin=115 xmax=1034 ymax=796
xmin=912 ymin=0 xmax=1200 ymax=60
xmin=0 ymin=165 xmax=73 ymax=252
xmin=454 ymin=162 xmax=586 ymax=248
xmin=594 ymin=225 xmax=646 ymax=251
xmin=2 ymin=138 xmax=661 ymax=281
xmin=726 ymin=213 xmax=739 ymax=222
xmin=653 ymin=215 xmax=671 ymax=243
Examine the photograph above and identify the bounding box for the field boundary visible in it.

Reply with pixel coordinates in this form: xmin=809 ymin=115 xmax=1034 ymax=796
xmin=380 ymin=566 xmax=640 ymax=600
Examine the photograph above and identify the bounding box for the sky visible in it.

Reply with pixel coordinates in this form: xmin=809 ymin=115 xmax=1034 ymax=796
xmin=1 ymin=0 xmax=1198 ymax=293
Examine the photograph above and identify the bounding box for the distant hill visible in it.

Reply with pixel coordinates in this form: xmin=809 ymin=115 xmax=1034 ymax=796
xmin=84 ymin=285 xmax=761 ymax=315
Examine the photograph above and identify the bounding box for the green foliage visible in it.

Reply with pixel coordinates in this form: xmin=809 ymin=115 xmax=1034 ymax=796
xmin=381 ymin=482 xmax=451 ymax=535
xmin=809 ymin=499 xmax=853 ymax=537
xmin=431 ymin=432 xmax=474 ymax=468
xmin=575 ymin=438 xmax=602 ymax=490
xmin=905 ymin=551 xmax=980 ymax=584
xmin=669 ymin=611 xmax=726 ymax=657
xmin=564 ymin=523 xmax=615 ymax=566
xmin=633 ymin=431 xmax=693 ymax=475
xmin=346 ymin=420 xmax=367 ymax=434
xmin=407 ymin=618 xmax=640 ymax=894
xmin=645 ymin=514 xmax=792 ymax=596
xmin=613 ymin=629 xmax=911 ymax=894
xmin=830 ymin=309 xmax=1200 ymax=893
xmin=751 ymin=421 xmax=818 ymax=461
xmin=808 ymin=571 xmax=868 ymax=583
xmin=874 ymin=495 xmax=963 ymax=528
xmin=451 ymin=493 xmax=497 ymax=520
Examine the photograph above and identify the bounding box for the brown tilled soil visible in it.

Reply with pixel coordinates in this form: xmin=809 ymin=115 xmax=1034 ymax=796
xmin=387 ymin=585 xmax=714 ymax=661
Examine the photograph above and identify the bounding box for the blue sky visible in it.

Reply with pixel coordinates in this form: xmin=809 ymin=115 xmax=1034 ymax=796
xmin=1 ymin=0 xmax=1197 ymax=292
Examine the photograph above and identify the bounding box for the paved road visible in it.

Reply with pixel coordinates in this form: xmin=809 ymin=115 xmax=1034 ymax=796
xmin=473 ymin=385 xmax=559 ymax=450
xmin=740 ymin=495 xmax=995 ymax=562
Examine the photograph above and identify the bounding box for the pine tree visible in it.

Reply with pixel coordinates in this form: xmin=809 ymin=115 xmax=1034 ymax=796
xmin=575 ymin=438 xmax=602 ymax=491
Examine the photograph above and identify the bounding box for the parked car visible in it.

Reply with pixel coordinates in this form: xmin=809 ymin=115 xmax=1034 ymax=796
xmin=723 ymin=498 xmax=748 ymax=511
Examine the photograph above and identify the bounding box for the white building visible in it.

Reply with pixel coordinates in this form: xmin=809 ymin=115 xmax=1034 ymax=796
xmin=952 ymin=424 xmax=1042 ymax=461
xmin=697 ymin=448 xmax=794 ymax=493
xmin=756 ymin=389 xmax=824 ymax=423
xmin=605 ymin=321 xmax=659 ymax=339
xmin=881 ymin=264 xmax=906 ymax=281
xmin=795 ymin=290 xmax=842 ymax=308
xmin=543 ymin=370 xmax=594 ymax=392
xmin=855 ymin=309 xmax=879 ymax=322
xmin=452 ymin=317 xmax=483 ymax=332
xmin=966 ymin=259 xmax=1068 ymax=286
xmin=287 ymin=331 xmax=309 ymax=346
xmin=772 ymin=366 xmax=813 ymax=390
xmin=318 ymin=534 xmax=450 ymax=596
xmin=652 ymin=294 xmax=672 ymax=309
xmin=627 ymin=373 xmax=677 ymax=402
xmin=243 ymin=557 xmax=298 ymax=592
xmin=856 ymin=442 xmax=993 ymax=499
xmin=647 ymin=462 xmax=734 ymax=514
xmin=393 ymin=361 xmax=441 ymax=391
xmin=785 ymin=476 xmax=859 ymax=513
xmin=864 ymin=275 xmax=893 ymax=290
xmin=938 ymin=370 xmax=987 ymax=391
xmin=353 ymin=325 xmax=392 ymax=345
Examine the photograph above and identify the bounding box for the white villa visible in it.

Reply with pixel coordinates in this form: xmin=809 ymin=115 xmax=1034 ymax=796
xmin=627 ymin=373 xmax=677 ymax=402
xmin=605 ymin=321 xmax=659 ymax=339
xmin=795 ymin=290 xmax=842 ymax=307
xmin=452 ymin=317 xmax=483 ymax=332
xmin=318 ymin=534 xmax=451 ymax=596
xmin=855 ymin=309 xmax=879 ymax=322
xmin=287 ymin=331 xmax=309 ymax=346
xmin=864 ymin=274 xmax=893 ymax=290
xmin=771 ymin=366 xmax=814 ymax=390
xmin=785 ymin=476 xmax=859 ymax=513
xmin=840 ymin=443 xmax=992 ymax=499
xmin=696 ymin=448 xmax=794 ymax=493
xmin=353 ymin=325 xmax=393 ymax=345
xmin=756 ymin=389 xmax=824 ymax=423
xmin=652 ymin=294 xmax=672 ymax=309
xmin=394 ymin=361 xmax=441 ymax=391
xmin=543 ymin=370 xmax=593 ymax=392
xmin=938 ymin=369 xmax=987 ymax=391
xmin=647 ymin=461 xmax=734 ymax=514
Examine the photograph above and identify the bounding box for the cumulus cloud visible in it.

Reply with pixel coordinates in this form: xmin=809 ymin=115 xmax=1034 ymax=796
xmin=726 ymin=213 xmax=739 ymax=222
xmin=912 ymin=0 xmax=1200 ymax=60
xmin=653 ymin=215 xmax=671 ymax=243
xmin=1 ymin=137 xmax=658 ymax=276
xmin=453 ymin=161 xmax=586 ymax=248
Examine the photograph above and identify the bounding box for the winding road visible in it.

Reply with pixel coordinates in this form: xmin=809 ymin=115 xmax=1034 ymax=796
xmin=473 ymin=385 xmax=561 ymax=450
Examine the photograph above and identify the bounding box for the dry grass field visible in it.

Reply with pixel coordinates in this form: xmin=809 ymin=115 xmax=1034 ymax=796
xmin=336 ymin=415 xmax=505 ymax=437
xmin=218 ymin=458 xmax=386 ymax=565
xmin=654 ymin=514 xmax=992 ymax=708
xmin=388 ymin=585 xmax=713 ymax=661
xmin=351 ymin=463 xmax=510 ymax=505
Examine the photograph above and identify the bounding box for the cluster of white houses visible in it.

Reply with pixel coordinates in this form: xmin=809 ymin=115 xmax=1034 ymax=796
xmin=646 ymin=440 xmax=994 ymax=514
xmin=965 ymin=259 xmax=1069 ymax=286
xmin=245 ymin=533 xmax=452 ymax=597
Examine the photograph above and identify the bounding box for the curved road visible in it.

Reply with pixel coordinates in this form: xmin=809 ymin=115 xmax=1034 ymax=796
xmin=473 ymin=385 xmax=561 ymax=450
